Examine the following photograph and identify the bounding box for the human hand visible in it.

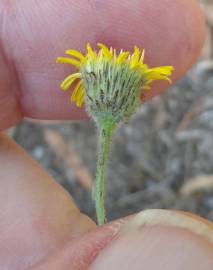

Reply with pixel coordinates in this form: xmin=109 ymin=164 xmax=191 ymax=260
xmin=0 ymin=1 xmax=212 ymax=269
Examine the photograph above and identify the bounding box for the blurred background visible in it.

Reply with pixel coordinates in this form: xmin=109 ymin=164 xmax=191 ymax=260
xmin=10 ymin=1 xmax=213 ymax=222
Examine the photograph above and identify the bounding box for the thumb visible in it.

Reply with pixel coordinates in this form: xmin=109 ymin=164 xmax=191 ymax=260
xmin=90 ymin=210 xmax=213 ymax=270
xmin=31 ymin=210 xmax=213 ymax=270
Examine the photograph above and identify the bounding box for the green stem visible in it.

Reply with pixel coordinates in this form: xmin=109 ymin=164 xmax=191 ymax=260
xmin=95 ymin=118 xmax=116 ymax=225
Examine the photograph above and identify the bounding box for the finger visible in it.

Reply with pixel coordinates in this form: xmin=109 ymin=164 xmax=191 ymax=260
xmin=90 ymin=210 xmax=213 ymax=270
xmin=29 ymin=210 xmax=213 ymax=270
xmin=0 ymin=0 xmax=205 ymax=130
xmin=30 ymin=219 xmax=127 ymax=270
xmin=0 ymin=133 xmax=95 ymax=269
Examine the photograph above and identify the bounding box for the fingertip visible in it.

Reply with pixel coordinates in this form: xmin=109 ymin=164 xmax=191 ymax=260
xmin=90 ymin=210 xmax=213 ymax=270
xmin=2 ymin=0 xmax=206 ymax=124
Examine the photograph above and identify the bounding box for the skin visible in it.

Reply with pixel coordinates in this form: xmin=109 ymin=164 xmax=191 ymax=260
xmin=0 ymin=1 xmax=212 ymax=269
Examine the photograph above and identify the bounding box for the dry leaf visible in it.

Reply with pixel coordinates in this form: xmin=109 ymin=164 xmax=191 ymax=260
xmin=180 ymin=175 xmax=213 ymax=196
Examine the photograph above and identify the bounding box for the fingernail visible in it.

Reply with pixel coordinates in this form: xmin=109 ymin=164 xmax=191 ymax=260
xmin=90 ymin=210 xmax=213 ymax=270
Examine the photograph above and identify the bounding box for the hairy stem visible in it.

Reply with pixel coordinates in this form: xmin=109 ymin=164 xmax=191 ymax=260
xmin=95 ymin=118 xmax=116 ymax=225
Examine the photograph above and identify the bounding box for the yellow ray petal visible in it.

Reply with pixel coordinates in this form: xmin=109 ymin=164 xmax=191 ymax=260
xmin=65 ymin=49 xmax=86 ymax=62
xmin=144 ymin=66 xmax=174 ymax=81
xmin=76 ymin=87 xmax=85 ymax=107
xmin=71 ymin=80 xmax=82 ymax=100
xmin=71 ymin=81 xmax=85 ymax=107
xmin=60 ymin=73 xmax=81 ymax=91
xmin=97 ymin=43 xmax=112 ymax=60
xmin=56 ymin=57 xmax=81 ymax=68
xmin=113 ymin=48 xmax=117 ymax=59
xmin=139 ymin=63 xmax=149 ymax=72
xmin=145 ymin=75 xmax=170 ymax=84
xmin=86 ymin=43 xmax=96 ymax=59
xmin=116 ymin=51 xmax=130 ymax=64
xmin=142 ymin=66 xmax=174 ymax=87
xmin=130 ymin=46 xmax=140 ymax=69
xmin=149 ymin=66 xmax=174 ymax=75
xmin=140 ymin=49 xmax=145 ymax=64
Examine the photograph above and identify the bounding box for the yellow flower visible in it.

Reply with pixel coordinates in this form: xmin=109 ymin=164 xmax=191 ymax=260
xmin=57 ymin=43 xmax=174 ymax=108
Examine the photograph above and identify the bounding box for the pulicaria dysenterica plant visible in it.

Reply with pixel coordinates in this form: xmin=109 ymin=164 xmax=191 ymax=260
xmin=57 ymin=43 xmax=173 ymax=225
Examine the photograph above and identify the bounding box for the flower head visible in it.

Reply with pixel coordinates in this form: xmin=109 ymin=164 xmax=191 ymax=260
xmin=57 ymin=43 xmax=173 ymax=123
